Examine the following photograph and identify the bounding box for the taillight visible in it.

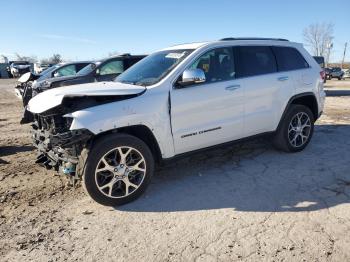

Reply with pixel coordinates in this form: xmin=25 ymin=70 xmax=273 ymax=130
xmin=320 ymin=70 xmax=325 ymax=80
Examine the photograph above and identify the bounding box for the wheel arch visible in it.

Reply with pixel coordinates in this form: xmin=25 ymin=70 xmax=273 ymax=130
xmin=90 ymin=125 xmax=163 ymax=164
xmin=277 ymin=92 xmax=319 ymax=130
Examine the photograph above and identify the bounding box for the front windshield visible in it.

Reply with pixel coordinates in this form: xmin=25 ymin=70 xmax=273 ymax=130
xmin=39 ymin=64 xmax=58 ymax=76
xmin=115 ymin=49 xmax=193 ymax=86
xmin=77 ymin=62 xmax=99 ymax=76
xmin=37 ymin=64 xmax=60 ymax=80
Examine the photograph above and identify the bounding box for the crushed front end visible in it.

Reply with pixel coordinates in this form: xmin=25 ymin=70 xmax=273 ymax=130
xmin=26 ymin=81 xmax=147 ymax=184
xmin=31 ymin=112 xmax=93 ymax=182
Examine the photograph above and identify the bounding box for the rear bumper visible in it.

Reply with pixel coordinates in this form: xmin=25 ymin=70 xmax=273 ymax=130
xmin=317 ymin=81 xmax=326 ymax=119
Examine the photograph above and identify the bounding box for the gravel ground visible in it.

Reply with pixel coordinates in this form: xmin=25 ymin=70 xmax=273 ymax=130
xmin=0 ymin=79 xmax=350 ymax=262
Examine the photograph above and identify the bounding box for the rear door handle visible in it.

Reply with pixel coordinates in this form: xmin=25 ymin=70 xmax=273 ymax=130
xmin=278 ymin=76 xmax=289 ymax=81
xmin=225 ymin=85 xmax=240 ymax=91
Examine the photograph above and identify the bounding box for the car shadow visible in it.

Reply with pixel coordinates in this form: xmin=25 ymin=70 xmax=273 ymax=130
xmin=118 ymin=124 xmax=350 ymax=213
xmin=0 ymin=145 xmax=35 ymax=157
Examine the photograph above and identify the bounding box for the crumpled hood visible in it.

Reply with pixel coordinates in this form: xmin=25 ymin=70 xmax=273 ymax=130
xmin=27 ymin=81 xmax=146 ymax=114
xmin=18 ymin=72 xmax=32 ymax=83
xmin=18 ymin=72 xmax=39 ymax=83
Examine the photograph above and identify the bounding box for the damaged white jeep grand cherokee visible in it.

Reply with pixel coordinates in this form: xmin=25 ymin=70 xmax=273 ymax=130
xmin=27 ymin=38 xmax=326 ymax=206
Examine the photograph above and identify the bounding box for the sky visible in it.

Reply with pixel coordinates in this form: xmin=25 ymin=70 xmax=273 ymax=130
xmin=1 ymin=0 xmax=349 ymax=62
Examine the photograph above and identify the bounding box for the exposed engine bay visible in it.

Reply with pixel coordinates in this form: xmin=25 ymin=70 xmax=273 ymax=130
xmin=31 ymin=112 xmax=93 ymax=183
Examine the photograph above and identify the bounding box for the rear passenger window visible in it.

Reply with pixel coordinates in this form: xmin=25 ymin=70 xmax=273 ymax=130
xmin=272 ymin=46 xmax=309 ymax=71
xmin=235 ymin=46 xmax=277 ymax=78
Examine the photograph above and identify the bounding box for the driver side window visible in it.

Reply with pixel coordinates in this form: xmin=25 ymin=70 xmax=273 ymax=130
xmin=189 ymin=47 xmax=235 ymax=83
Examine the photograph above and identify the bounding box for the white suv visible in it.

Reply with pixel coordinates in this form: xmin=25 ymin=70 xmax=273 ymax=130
xmin=27 ymin=38 xmax=326 ymax=206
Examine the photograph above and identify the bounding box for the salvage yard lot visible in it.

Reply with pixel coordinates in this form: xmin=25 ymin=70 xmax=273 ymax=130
xmin=0 ymin=79 xmax=350 ymax=261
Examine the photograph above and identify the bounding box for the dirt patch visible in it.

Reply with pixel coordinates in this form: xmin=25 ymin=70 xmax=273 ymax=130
xmin=1 ymin=79 xmax=350 ymax=261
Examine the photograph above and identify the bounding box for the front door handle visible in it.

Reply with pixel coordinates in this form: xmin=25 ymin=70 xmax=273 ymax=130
xmin=225 ymin=85 xmax=240 ymax=91
xmin=278 ymin=76 xmax=289 ymax=81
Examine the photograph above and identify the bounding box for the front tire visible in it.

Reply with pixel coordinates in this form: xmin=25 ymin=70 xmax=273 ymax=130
xmin=82 ymin=133 xmax=154 ymax=206
xmin=273 ymin=105 xmax=314 ymax=152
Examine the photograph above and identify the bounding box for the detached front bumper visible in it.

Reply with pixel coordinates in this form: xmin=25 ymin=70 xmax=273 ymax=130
xmin=32 ymin=127 xmax=93 ymax=170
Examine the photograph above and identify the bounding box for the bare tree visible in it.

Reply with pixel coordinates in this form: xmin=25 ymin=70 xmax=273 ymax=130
xmin=14 ymin=53 xmax=37 ymax=63
xmin=40 ymin=54 xmax=63 ymax=64
xmin=40 ymin=58 xmax=50 ymax=64
xmin=50 ymin=54 xmax=62 ymax=64
xmin=303 ymin=23 xmax=334 ymax=57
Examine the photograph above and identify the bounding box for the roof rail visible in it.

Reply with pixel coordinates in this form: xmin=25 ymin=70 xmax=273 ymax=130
xmin=220 ymin=37 xmax=289 ymax=41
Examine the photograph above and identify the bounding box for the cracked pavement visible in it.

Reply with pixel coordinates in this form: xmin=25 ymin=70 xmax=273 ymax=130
xmin=1 ymin=79 xmax=350 ymax=261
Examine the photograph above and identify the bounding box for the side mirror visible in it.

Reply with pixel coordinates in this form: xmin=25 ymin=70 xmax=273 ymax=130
xmin=95 ymin=68 xmax=100 ymax=76
xmin=53 ymin=72 xmax=60 ymax=77
xmin=178 ymin=68 xmax=206 ymax=87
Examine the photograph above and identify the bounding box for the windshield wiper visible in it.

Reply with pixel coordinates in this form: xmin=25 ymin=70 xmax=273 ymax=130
xmin=119 ymin=80 xmax=137 ymax=85
xmin=135 ymin=81 xmax=148 ymax=87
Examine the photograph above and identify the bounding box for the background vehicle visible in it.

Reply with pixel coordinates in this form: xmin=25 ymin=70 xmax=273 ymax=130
xmin=34 ymin=63 xmax=55 ymax=74
xmin=324 ymin=67 xmax=331 ymax=79
xmin=30 ymin=61 xmax=91 ymax=98
xmin=21 ymin=56 xmax=145 ymax=124
xmin=27 ymin=38 xmax=325 ymax=206
xmin=14 ymin=64 xmax=61 ymax=99
xmin=31 ymin=54 xmax=146 ymax=93
xmin=15 ymin=62 xmax=91 ymax=103
xmin=7 ymin=61 xmax=32 ymax=77
xmin=17 ymin=61 xmax=91 ymax=124
xmin=343 ymin=69 xmax=350 ymax=79
xmin=328 ymin=67 xmax=344 ymax=80
xmin=35 ymin=62 xmax=90 ymax=82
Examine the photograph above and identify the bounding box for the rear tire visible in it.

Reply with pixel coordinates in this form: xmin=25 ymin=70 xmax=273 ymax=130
xmin=82 ymin=133 xmax=154 ymax=206
xmin=273 ymin=105 xmax=314 ymax=152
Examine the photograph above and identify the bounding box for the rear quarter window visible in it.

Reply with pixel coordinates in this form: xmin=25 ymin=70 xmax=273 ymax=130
xmin=76 ymin=63 xmax=89 ymax=72
xmin=125 ymin=57 xmax=144 ymax=69
xmin=272 ymin=46 xmax=309 ymax=71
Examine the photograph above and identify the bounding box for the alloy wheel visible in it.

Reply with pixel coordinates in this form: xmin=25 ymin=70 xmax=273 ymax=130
xmin=288 ymin=112 xmax=311 ymax=148
xmin=95 ymin=146 xmax=146 ymax=198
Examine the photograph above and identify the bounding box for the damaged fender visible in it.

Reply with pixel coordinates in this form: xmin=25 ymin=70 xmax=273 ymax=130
xmin=67 ymin=87 xmax=175 ymax=159
xmin=27 ymin=81 xmax=175 ymax=176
